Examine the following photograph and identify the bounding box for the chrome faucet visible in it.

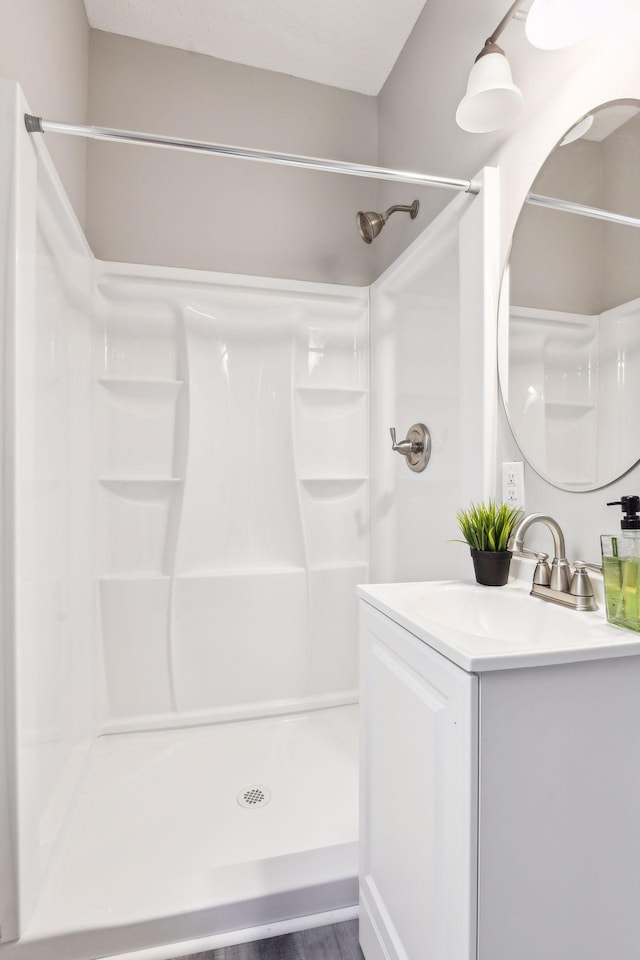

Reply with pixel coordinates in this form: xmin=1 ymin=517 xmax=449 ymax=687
xmin=507 ymin=513 xmax=599 ymax=612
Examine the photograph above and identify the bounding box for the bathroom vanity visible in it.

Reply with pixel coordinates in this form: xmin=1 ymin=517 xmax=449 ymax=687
xmin=358 ymin=579 xmax=640 ymax=960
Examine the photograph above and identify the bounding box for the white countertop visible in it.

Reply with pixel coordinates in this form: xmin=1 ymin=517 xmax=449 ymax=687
xmin=358 ymin=577 xmax=640 ymax=672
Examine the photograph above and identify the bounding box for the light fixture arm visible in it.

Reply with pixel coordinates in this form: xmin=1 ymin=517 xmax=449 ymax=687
xmin=456 ymin=0 xmax=525 ymax=133
xmin=475 ymin=40 xmax=506 ymax=62
xmin=477 ymin=0 xmax=526 ymax=59
xmin=487 ymin=0 xmax=525 ymax=46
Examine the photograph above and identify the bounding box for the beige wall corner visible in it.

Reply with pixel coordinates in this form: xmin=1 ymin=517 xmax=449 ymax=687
xmin=86 ymin=31 xmax=378 ymax=284
xmin=0 ymin=0 xmax=89 ymax=225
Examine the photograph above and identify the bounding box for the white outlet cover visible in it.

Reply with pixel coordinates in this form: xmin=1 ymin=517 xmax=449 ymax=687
xmin=502 ymin=461 xmax=525 ymax=511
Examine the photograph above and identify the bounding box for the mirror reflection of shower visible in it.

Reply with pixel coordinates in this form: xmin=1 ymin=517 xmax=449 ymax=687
xmin=500 ymin=99 xmax=640 ymax=492
xmin=356 ymin=199 xmax=419 ymax=243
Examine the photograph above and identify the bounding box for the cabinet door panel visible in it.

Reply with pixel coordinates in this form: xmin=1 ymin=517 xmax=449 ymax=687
xmin=359 ymin=602 xmax=478 ymax=960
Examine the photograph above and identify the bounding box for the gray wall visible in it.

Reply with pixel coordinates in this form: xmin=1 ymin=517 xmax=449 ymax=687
xmin=602 ymin=112 xmax=640 ymax=311
xmin=510 ymin=139 xmax=604 ymax=315
xmin=86 ymin=31 xmax=378 ymax=285
xmin=510 ymin=115 xmax=640 ymax=317
xmin=374 ymin=0 xmax=523 ymax=276
xmin=0 ymin=0 xmax=89 ymax=224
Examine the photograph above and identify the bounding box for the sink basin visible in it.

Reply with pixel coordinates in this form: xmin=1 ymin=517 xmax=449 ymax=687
xmin=408 ymin=580 xmax=593 ymax=642
xmin=358 ymin=578 xmax=640 ymax=671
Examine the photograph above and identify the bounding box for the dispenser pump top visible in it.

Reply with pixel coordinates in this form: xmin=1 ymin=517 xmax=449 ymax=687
xmin=607 ymin=495 xmax=640 ymax=530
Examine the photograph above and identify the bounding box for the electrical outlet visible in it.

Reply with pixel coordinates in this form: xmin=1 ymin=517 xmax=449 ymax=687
xmin=502 ymin=461 xmax=525 ymax=510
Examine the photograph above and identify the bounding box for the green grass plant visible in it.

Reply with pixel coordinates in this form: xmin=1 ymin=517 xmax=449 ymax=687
xmin=455 ymin=500 xmax=522 ymax=552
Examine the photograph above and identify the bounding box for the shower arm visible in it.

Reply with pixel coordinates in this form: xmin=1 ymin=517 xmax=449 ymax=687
xmin=383 ymin=203 xmax=418 ymax=220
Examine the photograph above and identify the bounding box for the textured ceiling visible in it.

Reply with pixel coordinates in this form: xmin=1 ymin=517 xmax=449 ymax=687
xmin=83 ymin=0 xmax=429 ymax=96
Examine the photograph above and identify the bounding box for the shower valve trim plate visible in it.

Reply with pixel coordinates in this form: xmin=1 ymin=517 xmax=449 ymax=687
xmin=390 ymin=423 xmax=431 ymax=473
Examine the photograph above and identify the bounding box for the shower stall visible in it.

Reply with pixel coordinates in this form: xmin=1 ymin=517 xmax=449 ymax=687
xmin=0 ymin=79 xmax=495 ymax=960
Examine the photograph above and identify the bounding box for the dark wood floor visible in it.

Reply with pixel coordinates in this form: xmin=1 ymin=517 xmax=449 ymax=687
xmin=181 ymin=920 xmax=364 ymax=960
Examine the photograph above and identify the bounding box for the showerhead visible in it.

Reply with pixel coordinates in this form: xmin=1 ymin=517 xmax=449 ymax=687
xmin=357 ymin=210 xmax=385 ymax=244
xmin=356 ymin=200 xmax=419 ymax=244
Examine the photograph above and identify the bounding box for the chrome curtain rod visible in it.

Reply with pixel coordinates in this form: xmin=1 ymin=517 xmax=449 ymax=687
xmin=25 ymin=115 xmax=638 ymax=229
xmin=24 ymin=114 xmax=479 ymax=194
xmin=526 ymin=193 xmax=640 ymax=229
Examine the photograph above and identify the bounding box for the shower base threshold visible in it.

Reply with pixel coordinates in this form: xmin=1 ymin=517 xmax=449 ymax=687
xmin=5 ymin=706 xmax=358 ymax=960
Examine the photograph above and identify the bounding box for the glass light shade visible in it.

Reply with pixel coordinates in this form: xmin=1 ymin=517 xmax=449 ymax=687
xmin=456 ymin=51 xmax=524 ymax=134
xmin=526 ymin=0 xmax=630 ymax=50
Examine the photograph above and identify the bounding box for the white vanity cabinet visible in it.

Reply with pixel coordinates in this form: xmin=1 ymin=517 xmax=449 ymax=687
xmin=359 ymin=592 xmax=640 ymax=960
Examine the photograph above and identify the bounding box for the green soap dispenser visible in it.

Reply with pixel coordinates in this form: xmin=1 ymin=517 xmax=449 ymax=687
xmin=601 ymin=495 xmax=640 ymax=632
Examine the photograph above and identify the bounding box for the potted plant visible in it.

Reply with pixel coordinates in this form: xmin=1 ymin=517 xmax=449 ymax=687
xmin=455 ymin=500 xmax=522 ymax=587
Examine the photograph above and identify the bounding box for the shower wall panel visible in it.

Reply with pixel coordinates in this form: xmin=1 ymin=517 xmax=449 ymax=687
xmin=505 ymin=306 xmax=599 ymax=488
xmin=370 ymin=172 xmax=498 ymax=584
xmin=505 ymin=298 xmax=640 ymax=490
xmin=94 ymin=265 xmax=369 ymax=732
xmin=371 ymin=204 xmax=464 ymax=583
xmin=0 ymin=81 xmax=97 ymax=938
xmin=595 ymin=297 xmax=640 ymax=483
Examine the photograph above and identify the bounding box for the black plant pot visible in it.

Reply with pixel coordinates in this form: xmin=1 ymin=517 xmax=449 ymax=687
xmin=470 ymin=549 xmax=512 ymax=587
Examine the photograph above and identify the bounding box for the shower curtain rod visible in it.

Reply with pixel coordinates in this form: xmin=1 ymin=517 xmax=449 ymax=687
xmin=25 ymin=115 xmax=640 ymax=229
xmin=24 ymin=114 xmax=479 ymax=194
xmin=526 ymin=193 xmax=640 ymax=230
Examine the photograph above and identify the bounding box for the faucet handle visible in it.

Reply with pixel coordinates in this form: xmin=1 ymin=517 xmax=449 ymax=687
xmin=533 ymin=553 xmax=551 ymax=586
xmin=510 ymin=545 xmax=547 ymax=561
xmin=510 ymin=545 xmax=551 ymax=585
xmin=568 ymin=561 xmax=599 ymax=611
xmin=390 ymin=427 xmax=415 ymax=456
xmin=573 ymin=560 xmax=603 ymax=575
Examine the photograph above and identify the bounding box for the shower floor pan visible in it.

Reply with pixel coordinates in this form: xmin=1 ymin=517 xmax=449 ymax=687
xmin=12 ymin=705 xmax=358 ymax=960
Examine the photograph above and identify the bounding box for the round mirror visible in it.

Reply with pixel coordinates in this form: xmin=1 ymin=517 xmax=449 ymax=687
xmin=499 ymin=100 xmax=640 ymax=491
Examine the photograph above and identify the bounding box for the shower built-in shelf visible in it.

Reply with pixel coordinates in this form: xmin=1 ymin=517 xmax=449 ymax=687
xmin=299 ymin=477 xmax=367 ymax=500
xmin=99 ymin=478 xmax=182 ymax=501
xmin=99 ymin=573 xmax=171 ymax=582
xmin=554 ymin=479 xmax=598 ymax=489
xmin=296 ymin=386 xmax=366 ymax=399
xmin=98 ymin=377 xmax=184 ymax=400
xmin=296 ymin=386 xmax=367 ymax=416
xmin=544 ymin=400 xmax=595 ymax=417
xmin=177 ymin=566 xmax=306 ymax=579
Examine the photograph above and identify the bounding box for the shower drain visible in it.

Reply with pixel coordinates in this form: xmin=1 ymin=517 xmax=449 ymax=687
xmin=237 ymin=784 xmax=271 ymax=809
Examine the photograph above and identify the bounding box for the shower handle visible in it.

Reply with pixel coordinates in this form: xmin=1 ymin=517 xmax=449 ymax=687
xmin=390 ymin=427 xmax=419 ymax=457
xmin=389 ymin=424 xmax=431 ymax=473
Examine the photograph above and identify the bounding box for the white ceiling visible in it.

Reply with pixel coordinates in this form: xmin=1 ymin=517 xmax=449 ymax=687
xmin=83 ymin=0 xmax=429 ymax=96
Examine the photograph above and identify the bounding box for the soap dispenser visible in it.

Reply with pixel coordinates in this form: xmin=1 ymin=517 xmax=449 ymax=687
xmin=601 ymin=495 xmax=640 ymax=632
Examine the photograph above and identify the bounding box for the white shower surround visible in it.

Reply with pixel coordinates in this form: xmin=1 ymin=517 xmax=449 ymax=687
xmin=0 ymin=78 xmax=497 ymax=960
xmin=0 ymin=78 xmax=365 ymax=959
xmin=94 ymin=261 xmax=368 ymax=733
xmin=503 ymin=299 xmax=640 ymax=490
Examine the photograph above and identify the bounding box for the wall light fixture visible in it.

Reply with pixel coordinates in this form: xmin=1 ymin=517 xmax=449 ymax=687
xmin=456 ymin=0 xmax=524 ymax=133
xmin=457 ymin=0 xmax=631 ymax=134
xmin=526 ymin=0 xmax=630 ymax=50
